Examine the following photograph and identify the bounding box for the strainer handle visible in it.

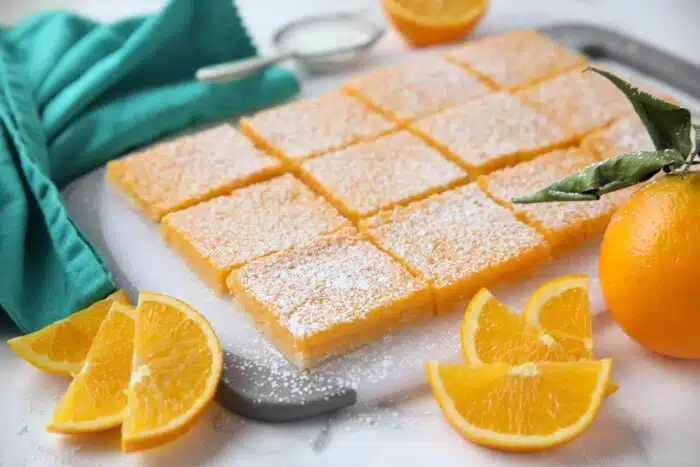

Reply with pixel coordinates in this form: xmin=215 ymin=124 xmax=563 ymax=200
xmin=196 ymin=53 xmax=292 ymax=83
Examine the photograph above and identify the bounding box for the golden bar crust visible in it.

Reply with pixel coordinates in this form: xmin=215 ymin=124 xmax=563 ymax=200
xmin=411 ymin=92 xmax=574 ymax=175
xmin=227 ymin=228 xmax=434 ymax=369
xmin=444 ymin=30 xmax=588 ymax=90
xmin=343 ymin=56 xmax=491 ymax=123
xmin=161 ymin=174 xmax=349 ymax=293
xmin=360 ymin=184 xmax=551 ymax=315
xmin=478 ymin=148 xmax=616 ymax=253
xmin=581 ymin=113 xmax=654 ymax=160
xmin=515 ymin=69 xmax=636 ymax=138
xmin=299 ymin=130 xmax=469 ymax=220
xmin=107 ymin=124 xmax=283 ymax=221
xmin=239 ymin=92 xmax=397 ymax=167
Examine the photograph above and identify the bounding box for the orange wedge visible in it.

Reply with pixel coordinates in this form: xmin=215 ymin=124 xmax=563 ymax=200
xmin=426 ymin=359 xmax=612 ymax=451
xmin=381 ymin=0 xmax=489 ymax=47
xmin=461 ymin=288 xmax=592 ymax=365
xmin=121 ymin=292 xmax=222 ymax=452
xmin=48 ymin=302 xmax=135 ymax=433
xmin=523 ymin=274 xmax=592 ymax=347
xmin=7 ymin=290 xmax=130 ymax=376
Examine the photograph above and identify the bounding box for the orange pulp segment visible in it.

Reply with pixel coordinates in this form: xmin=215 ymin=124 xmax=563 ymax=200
xmin=461 ymin=288 xmax=592 ymax=365
xmin=121 ymin=292 xmax=222 ymax=452
xmin=523 ymin=274 xmax=592 ymax=345
xmin=426 ymin=359 xmax=612 ymax=451
xmin=47 ymin=302 xmax=135 ymax=433
xmin=7 ymin=290 xmax=130 ymax=376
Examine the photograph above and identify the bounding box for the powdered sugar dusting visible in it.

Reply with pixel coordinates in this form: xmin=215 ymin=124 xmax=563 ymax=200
xmin=301 ymin=131 xmax=468 ymax=218
xmin=516 ymin=70 xmax=635 ymax=135
xmin=344 ymin=56 xmax=491 ymax=121
xmin=241 ymin=92 xmax=396 ymax=161
xmin=412 ymin=92 xmax=570 ymax=171
xmin=162 ymin=174 xmax=349 ymax=270
xmin=108 ymin=124 xmax=282 ymax=219
xmin=232 ymin=230 xmax=429 ymax=338
xmin=583 ymin=113 xmax=655 ymax=159
xmin=480 ymin=148 xmax=615 ymax=233
xmin=445 ymin=30 xmax=588 ymax=89
xmin=361 ymin=184 xmax=549 ymax=289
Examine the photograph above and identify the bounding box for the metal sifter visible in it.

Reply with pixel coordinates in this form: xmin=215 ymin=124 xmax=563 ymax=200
xmin=196 ymin=11 xmax=385 ymax=83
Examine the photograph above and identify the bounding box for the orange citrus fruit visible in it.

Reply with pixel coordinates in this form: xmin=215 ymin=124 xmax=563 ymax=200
xmin=600 ymin=173 xmax=700 ymax=359
xmin=461 ymin=288 xmax=592 ymax=365
xmin=48 ymin=302 xmax=135 ymax=433
xmin=523 ymin=274 xmax=593 ymax=350
xmin=7 ymin=290 xmax=130 ymax=376
xmin=426 ymin=359 xmax=612 ymax=451
xmin=381 ymin=0 xmax=489 ymax=47
xmin=121 ymin=292 xmax=222 ymax=452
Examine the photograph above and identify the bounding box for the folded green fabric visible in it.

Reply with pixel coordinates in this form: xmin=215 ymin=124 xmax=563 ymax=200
xmin=0 ymin=0 xmax=300 ymax=333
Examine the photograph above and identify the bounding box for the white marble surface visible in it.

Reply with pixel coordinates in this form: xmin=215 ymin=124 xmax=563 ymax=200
xmin=2 ymin=1 xmax=700 ymax=466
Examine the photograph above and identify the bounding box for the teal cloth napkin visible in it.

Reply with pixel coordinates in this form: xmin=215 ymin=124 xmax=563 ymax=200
xmin=0 ymin=0 xmax=300 ymax=333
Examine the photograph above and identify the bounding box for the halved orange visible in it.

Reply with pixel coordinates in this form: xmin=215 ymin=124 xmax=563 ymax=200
xmin=461 ymin=288 xmax=592 ymax=365
xmin=382 ymin=0 xmax=489 ymax=47
xmin=7 ymin=290 xmax=130 ymax=376
xmin=426 ymin=359 xmax=612 ymax=451
xmin=121 ymin=292 xmax=222 ymax=452
xmin=523 ymin=274 xmax=592 ymax=347
xmin=47 ymin=302 xmax=135 ymax=434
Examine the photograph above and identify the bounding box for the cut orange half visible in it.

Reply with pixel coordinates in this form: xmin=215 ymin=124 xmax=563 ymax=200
xmin=7 ymin=290 xmax=130 ymax=376
xmin=523 ymin=274 xmax=592 ymax=347
xmin=121 ymin=292 xmax=222 ymax=452
xmin=382 ymin=0 xmax=489 ymax=47
xmin=47 ymin=302 xmax=135 ymax=434
xmin=426 ymin=359 xmax=612 ymax=451
xmin=461 ymin=288 xmax=592 ymax=365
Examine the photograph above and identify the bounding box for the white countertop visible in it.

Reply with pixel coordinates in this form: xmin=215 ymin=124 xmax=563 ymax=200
xmin=2 ymin=1 xmax=700 ymax=466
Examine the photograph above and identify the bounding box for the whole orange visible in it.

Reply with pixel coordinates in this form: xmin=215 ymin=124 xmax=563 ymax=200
xmin=599 ymin=173 xmax=700 ymax=359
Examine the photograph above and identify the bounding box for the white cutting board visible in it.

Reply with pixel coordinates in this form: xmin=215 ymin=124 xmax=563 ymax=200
xmin=62 ymin=52 xmax=700 ymax=405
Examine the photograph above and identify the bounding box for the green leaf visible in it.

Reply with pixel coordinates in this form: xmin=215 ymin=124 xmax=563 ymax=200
xmin=589 ymin=67 xmax=693 ymax=156
xmin=513 ymin=149 xmax=685 ymax=204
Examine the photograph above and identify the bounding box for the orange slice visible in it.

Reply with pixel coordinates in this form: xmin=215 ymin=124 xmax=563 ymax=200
xmin=381 ymin=0 xmax=489 ymax=47
xmin=7 ymin=290 xmax=130 ymax=376
xmin=461 ymin=288 xmax=592 ymax=365
xmin=523 ymin=274 xmax=592 ymax=346
xmin=121 ymin=292 xmax=222 ymax=452
xmin=47 ymin=302 xmax=135 ymax=433
xmin=426 ymin=359 xmax=612 ymax=451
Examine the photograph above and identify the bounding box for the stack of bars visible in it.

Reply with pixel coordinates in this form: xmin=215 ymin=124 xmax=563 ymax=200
xmin=107 ymin=29 xmax=661 ymax=370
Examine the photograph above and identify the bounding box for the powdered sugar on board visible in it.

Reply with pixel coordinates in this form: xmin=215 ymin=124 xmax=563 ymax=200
xmin=63 ymin=167 xmax=604 ymax=404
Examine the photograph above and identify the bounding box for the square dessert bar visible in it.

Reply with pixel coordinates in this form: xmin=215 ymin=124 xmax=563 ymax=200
xmin=478 ymin=148 xmax=616 ymax=254
xmin=299 ymin=130 xmax=469 ymax=221
xmin=581 ymin=113 xmax=654 ymax=160
xmin=410 ymin=92 xmax=574 ymax=175
xmin=343 ymin=56 xmax=491 ymax=124
xmin=106 ymin=124 xmax=283 ymax=221
xmin=515 ymin=69 xmax=636 ymax=138
xmin=227 ymin=228 xmax=434 ymax=369
xmin=161 ymin=174 xmax=349 ymax=293
xmin=239 ymin=92 xmax=396 ymax=167
xmin=360 ymin=184 xmax=551 ymax=315
xmin=444 ymin=30 xmax=588 ymax=90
